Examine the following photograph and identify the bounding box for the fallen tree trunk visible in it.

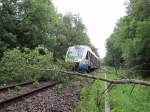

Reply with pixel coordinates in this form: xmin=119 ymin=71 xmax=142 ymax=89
xmin=61 ymin=71 xmax=150 ymax=86
xmin=25 ymin=66 xmax=150 ymax=87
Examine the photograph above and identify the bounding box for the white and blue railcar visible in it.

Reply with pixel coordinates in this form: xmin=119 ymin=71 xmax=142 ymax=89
xmin=66 ymin=45 xmax=100 ymax=71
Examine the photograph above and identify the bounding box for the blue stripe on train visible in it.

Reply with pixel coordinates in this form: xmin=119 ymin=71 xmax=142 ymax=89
xmin=79 ymin=64 xmax=89 ymax=70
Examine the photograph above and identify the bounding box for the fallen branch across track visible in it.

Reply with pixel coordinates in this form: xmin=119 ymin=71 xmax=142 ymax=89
xmin=60 ymin=71 xmax=150 ymax=86
xmin=23 ymin=66 xmax=150 ymax=86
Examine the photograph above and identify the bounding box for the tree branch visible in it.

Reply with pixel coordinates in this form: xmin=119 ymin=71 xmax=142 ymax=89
xmin=61 ymin=71 xmax=150 ymax=86
xmin=23 ymin=66 xmax=150 ymax=87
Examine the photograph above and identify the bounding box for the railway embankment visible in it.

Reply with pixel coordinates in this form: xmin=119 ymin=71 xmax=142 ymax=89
xmin=0 ymin=81 xmax=78 ymax=112
xmin=0 ymin=68 xmax=149 ymax=112
xmin=0 ymin=72 xmax=95 ymax=112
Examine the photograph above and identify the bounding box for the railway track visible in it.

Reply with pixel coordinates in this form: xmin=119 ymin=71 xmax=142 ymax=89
xmin=0 ymin=81 xmax=34 ymax=91
xmin=0 ymin=81 xmax=59 ymax=109
xmin=0 ymin=71 xmax=99 ymax=111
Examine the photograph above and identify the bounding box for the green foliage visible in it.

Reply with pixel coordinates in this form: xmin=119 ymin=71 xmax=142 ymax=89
xmin=0 ymin=0 xmax=57 ymax=49
xmin=104 ymin=0 xmax=150 ymax=76
xmin=127 ymin=0 xmax=150 ymax=20
xmin=63 ymin=14 xmax=90 ymax=46
xmin=104 ymin=33 xmax=123 ymax=68
xmin=0 ymin=0 xmax=98 ymax=60
xmin=53 ymin=13 xmax=99 ymax=59
xmin=55 ymin=84 xmax=64 ymax=91
xmin=0 ymin=0 xmax=97 ymax=85
xmin=76 ymin=80 xmax=104 ymax=112
xmin=32 ymin=80 xmax=40 ymax=88
xmin=0 ymin=48 xmax=63 ymax=85
xmin=110 ymin=85 xmax=150 ymax=112
xmin=105 ymin=67 xmax=150 ymax=112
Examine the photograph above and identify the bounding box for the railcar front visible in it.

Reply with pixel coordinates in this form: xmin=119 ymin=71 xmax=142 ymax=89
xmin=65 ymin=46 xmax=90 ymax=71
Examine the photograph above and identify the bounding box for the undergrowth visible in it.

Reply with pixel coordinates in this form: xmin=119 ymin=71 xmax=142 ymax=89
xmin=105 ymin=67 xmax=150 ymax=112
xmin=110 ymin=85 xmax=150 ymax=112
xmin=76 ymin=79 xmax=105 ymax=112
xmin=0 ymin=48 xmax=67 ymax=85
xmin=76 ymin=67 xmax=150 ymax=112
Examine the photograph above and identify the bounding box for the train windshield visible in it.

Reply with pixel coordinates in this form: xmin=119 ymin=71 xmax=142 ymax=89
xmin=67 ymin=47 xmax=85 ymax=58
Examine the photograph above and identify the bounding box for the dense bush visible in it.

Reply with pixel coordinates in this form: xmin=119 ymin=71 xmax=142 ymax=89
xmin=0 ymin=48 xmax=64 ymax=85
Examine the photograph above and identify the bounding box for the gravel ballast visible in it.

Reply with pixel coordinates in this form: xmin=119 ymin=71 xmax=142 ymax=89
xmin=0 ymin=85 xmax=78 ymax=112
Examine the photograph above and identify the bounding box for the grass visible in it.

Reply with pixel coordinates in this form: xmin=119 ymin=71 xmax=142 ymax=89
xmin=105 ymin=67 xmax=150 ymax=112
xmin=76 ymin=67 xmax=150 ymax=112
xmin=109 ymin=85 xmax=150 ymax=112
xmin=75 ymin=72 xmax=105 ymax=112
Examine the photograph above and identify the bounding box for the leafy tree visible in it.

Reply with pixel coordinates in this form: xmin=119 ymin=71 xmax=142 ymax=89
xmin=0 ymin=0 xmax=98 ymax=60
xmin=105 ymin=33 xmax=123 ymax=68
xmin=105 ymin=0 xmax=150 ymax=76
xmin=127 ymin=0 xmax=150 ymax=20
xmin=53 ymin=13 xmax=98 ymax=59
xmin=0 ymin=0 xmax=60 ymax=57
xmin=0 ymin=0 xmax=18 ymax=57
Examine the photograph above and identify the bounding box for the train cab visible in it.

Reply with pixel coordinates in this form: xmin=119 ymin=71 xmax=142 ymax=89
xmin=66 ymin=45 xmax=100 ymax=71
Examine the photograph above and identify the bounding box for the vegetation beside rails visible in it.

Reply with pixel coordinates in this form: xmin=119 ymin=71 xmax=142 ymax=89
xmin=73 ymin=67 xmax=150 ymax=112
xmin=104 ymin=0 xmax=150 ymax=77
xmin=0 ymin=48 xmax=67 ymax=86
xmin=109 ymin=84 xmax=150 ymax=112
xmin=75 ymin=77 xmax=105 ymax=112
xmin=105 ymin=67 xmax=150 ymax=112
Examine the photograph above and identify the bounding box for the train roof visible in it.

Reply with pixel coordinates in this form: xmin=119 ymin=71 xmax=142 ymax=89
xmin=68 ymin=45 xmax=99 ymax=59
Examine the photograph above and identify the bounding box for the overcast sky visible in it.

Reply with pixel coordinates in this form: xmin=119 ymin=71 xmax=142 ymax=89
xmin=52 ymin=0 xmax=127 ymax=58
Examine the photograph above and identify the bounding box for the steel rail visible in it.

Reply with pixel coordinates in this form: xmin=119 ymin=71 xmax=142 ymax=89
xmin=0 ymin=81 xmax=34 ymax=91
xmin=0 ymin=81 xmax=60 ymax=109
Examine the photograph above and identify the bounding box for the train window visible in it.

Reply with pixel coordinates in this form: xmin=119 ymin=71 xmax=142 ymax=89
xmin=90 ymin=53 xmax=92 ymax=61
xmin=86 ymin=52 xmax=89 ymax=59
xmin=67 ymin=47 xmax=85 ymax=58
xmin=86 ymin=52 xmax=88 ymax=59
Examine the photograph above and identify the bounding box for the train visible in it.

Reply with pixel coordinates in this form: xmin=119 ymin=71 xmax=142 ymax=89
xmin=65 ymin=45 xmax=100 ymax=72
